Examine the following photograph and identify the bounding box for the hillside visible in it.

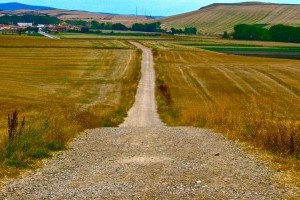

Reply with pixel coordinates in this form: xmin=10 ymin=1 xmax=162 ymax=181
xmin=0 ymin=2 xmax=152 ymax=25
xmin=161 ymin=2 xmax=300 ymax=35
xmin=0 ymin=2 xmax=55 ymax=10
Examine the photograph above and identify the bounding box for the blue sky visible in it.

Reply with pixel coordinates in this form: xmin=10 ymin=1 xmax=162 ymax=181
xmin=0 ymin=0 xmax=299 ymax=16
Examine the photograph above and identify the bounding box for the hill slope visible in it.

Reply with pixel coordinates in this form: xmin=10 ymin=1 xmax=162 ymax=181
xmin=0 ymin=2 xmax=152 ymax=25
xmin=0 ymin=2 xmax=55 ymax=11
xmin=161 ymin=2 xmax=300 ymax=35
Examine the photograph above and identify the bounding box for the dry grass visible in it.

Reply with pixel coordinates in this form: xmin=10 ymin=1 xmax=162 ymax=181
xmin=0 ymin=35 xmax=141 ymax=177
xmin=151 ymin=41 xmax=300 ymax=160
xmin=161 ymin=3 xmax=300 ymax=35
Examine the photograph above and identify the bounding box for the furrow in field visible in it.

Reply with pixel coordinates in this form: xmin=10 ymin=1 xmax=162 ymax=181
xmin=238 ymin=67 xmax=276 ymax=95
xmin=184 ymin=67 xmax=214 ymax=102
xmin=223 ymin=66 xmax=261 ymax=96
xmin=212 ymin=66 xmax=246 ymax=93
xmin=251 ymin=68 xmax=300 ymax=98
xmin=176 ymin=65 xmax=204 ymax=101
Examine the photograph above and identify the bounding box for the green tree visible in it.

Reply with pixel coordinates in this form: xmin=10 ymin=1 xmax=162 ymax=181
xmin=170 ymin=28 xmax=183 ymax=35
xmin=184 ymin=27 xmax=197 ymax=35
xmin=90 ymin=20 xmax=104 ymax=29
xmin=112 ymin=23 xmax=128 ymax=30
xmin=65 ymin=20 xmax=87 ymax=26
xmin=131 ymin=22 xmax=162 ymax=32
xmin=81 ymin=26 xmax=89 ymax=33
xmin=103 ymin=22 xmax=113 ymax=30
xmin=222 ymin=31 xmax=230 ymax=39
xmin=269 ymin=24 xmax=300 ymax=43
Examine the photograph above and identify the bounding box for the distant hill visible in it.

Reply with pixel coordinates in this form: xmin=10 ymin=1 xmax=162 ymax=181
xmin=161 ymin=2 xmax=300 ymax=35
xmin=0 ymin=2 xmax=153 ymax=25
xmin=0 ymin=2 xmax=55 ymax=11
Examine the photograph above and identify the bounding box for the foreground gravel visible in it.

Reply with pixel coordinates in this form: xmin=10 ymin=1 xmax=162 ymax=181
xmin=0 ymin=127 xmax=297 ymax=199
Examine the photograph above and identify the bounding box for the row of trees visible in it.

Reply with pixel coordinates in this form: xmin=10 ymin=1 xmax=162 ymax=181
xmin=233 ymin=24 xmax=300 ymax=43
xmin=0 ymin=14 xmax=60 ymax=25
xmin=66 ymin=20 xmax=128 ymax=31
xmin=76 ymin=20 xmax=198 ymax=35
xmin=131 ymin=22 xmax=162 ymax=32
xmin=73 ymin=20 xmax=163 ymax=32
xmin=170 ymin=27 xmax=197 ymax=35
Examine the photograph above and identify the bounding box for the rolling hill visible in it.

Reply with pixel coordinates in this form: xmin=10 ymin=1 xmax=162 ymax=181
xmin=0 ymin=2 xmax=152 ymax=25
xmin=161 ymin=2 xmax=300 ymax=35
xmin=0 ymin=2 xmax=55 ymax=10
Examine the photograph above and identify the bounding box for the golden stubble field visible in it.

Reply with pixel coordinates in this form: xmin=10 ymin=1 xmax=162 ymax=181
xmin=143 ymin=40 xmax=300 ymax=161
xmin=0 ymin=35 xmax=141 ymax=176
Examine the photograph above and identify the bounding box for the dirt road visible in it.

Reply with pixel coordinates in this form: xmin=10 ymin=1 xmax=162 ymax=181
xmin=0 ymin=43 xmax=298 ymax=199
xmin=120 ymin=42 xmax=164 ymax=127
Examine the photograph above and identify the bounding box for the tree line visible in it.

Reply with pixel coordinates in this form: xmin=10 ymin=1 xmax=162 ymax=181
xmin=170 ymin=27 xmax=197 ymax=35
xmin=67 ymin=20 xmax=163 ymax=32
xmin=73 ymin=20 xmax=197 ymax=35
xmin=0 ymin=14 xmax=60 ymax=25
xmin=232 ymin=24 xmax=300 ymax=43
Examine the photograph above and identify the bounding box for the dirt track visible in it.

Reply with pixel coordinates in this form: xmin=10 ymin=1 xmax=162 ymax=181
xmin=0 ymin=43 xmax=298 ymax=199
xmin=120 ymin=42 xmax=165 ymax=128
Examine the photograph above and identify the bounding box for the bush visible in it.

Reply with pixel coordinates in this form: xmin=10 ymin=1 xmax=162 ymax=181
xmin=222 ymin=31 xmax=230 ymax=39
xmin=233 ymin=23 xmax=300 ymax=43
xmin=131 ymin=22 xmax=162 ymax=32
xmin=81 ymin=27 xmax=89 ymax=33
xmin=184 ymin=27 xmax=197 ymax=35
xmin=112 ymin=23 xmax=128 ymax=31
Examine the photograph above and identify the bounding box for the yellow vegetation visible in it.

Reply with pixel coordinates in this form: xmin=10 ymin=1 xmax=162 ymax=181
xmin=0 ymin=35 xmax=141 ymax=176
xmin=152 ymin=42 xmax=300 ymax=159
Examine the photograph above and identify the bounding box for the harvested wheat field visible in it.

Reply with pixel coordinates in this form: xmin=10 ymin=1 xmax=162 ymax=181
xmin=145 ymin=40 xmax=300 ymax=161
xmin=0 ymin=35 xmax=141 ymax=177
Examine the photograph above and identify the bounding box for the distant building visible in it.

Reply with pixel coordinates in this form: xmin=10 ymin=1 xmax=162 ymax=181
xmin=37 ymin=24 xmax=45 ymax=28
xmin=17 ymin=23 xmax=33 ymax=27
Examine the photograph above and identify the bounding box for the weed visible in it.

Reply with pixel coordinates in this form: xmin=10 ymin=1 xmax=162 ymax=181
xmin=7 ymin=111 xmax=25 ymax=149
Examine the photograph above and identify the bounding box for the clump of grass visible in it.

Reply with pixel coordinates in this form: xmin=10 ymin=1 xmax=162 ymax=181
xmin=1 ymin=108 xmax=79 ymax=168
xmin=7 ymin=111 xmax=25 ymax=156
xmin=162 ymin=96 xmax=300 ymax=159
xmin=155 ymin=62 xmax=179 ymax=125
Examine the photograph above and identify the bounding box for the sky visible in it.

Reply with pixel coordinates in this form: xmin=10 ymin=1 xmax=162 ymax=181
xmin=0 ymin=0 xmax=299 ymax=16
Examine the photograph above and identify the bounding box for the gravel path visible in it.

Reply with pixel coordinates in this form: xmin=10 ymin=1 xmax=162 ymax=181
xmin=0 ymin=42 xmax=297 ymax=199
xmin=0 ymin=127 xmax=296 ymax=199
xmin=120 ymin=42 xmax=164 ymax=127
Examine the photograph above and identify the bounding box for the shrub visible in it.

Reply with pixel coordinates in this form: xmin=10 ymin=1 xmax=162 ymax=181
xmin=6 ymin=111 xmax=25 ymax=157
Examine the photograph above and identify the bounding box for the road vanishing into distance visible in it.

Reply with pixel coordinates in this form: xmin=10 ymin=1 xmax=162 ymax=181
xmin=0 ymin=43 xmax=298 ymax=199
xmin=120 ymin=42 xmax=165 ymax=128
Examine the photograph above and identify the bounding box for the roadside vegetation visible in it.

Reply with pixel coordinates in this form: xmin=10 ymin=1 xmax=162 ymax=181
xmin=0 ymin=35 xmax=141 ymax=178
xmin=148 ymin=40 xmax=300 ymax=164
